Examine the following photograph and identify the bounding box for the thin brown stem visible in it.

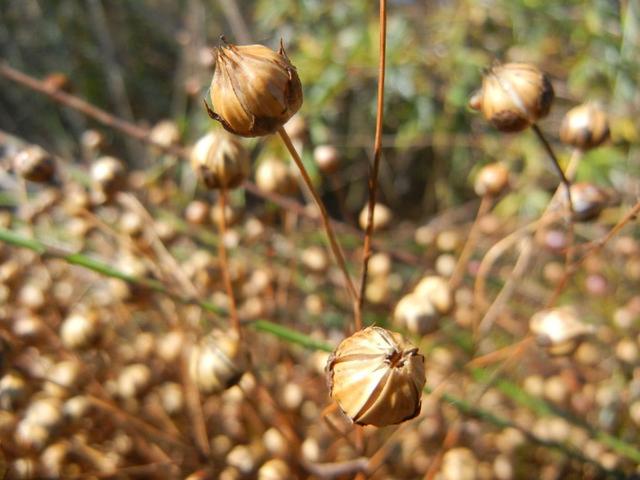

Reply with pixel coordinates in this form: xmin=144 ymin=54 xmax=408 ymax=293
xmin=217 ymin=187 xmax=240 ymax=335
xmin=355 ymin=0 xmax=387 ymax=332
xmin=277 ymin=126 xmax=358 ymax=308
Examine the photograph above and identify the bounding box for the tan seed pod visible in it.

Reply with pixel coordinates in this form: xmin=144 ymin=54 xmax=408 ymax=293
xmin=441 ymin=447 xmax=478 ymax=480
xmin=326 ymin=326 xmax=425 ymax=427
xmin=394 ymin=293 xmax=439 ymax=335
xmin=81 ymin=129 xmax=106 ymax=154
xmin=530 ymin=306 xmax=594 ymax=356
xmin=191 ymin=131 xmax=250 ymax=190
xmin=208 ymin=40 xmax=303 ymax=137
xmin=60 ymin=309 xmax=99 ymax=349
xmin=12 ymin=145 xmax=56 ymax=183
xmin=568 ymin=182 xmax=610 ymax=222
xmin=301 ymin=246 xmax=328 ymax=273
xmin=255 ymin=157 xmax=297 ymax=195
xmin=313 ymin=144 xmax=340 ymax=174
xmin=476 ymin=63 xmax=554 ymax=132
xmin=359 ymin=202 xmax=392 ymax=231
xmin=0 ymin=371 xmax=28 ymax=410
xmin=413 ymin=275 xmax=454 ymax=315
xmin=474 ymin=163 xmax=509 ymax=197
xmin=91 ymin=156 xmax=125 ymax=199
xmin=189 ymin=330 xmax=250 ymax=394
xmin=117 ymin=363 xmax=152 ymax=399
xmin=149 ymin=119 xmax=181 ymax=148
xmin=258 ymin=459 xmax=291 ymax=480
xmin=560 ymin=103 xmax=609 ymax=150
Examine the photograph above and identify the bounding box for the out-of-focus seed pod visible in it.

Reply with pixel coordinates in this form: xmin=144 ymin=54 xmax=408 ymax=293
xmin=368 ymin=252 xmax=392 ymax=277
xmin=435 ymin=254 xmax=456 ymax=277
xmin=119 ymin=210 xmax=144 ymax=238
xmin=475 ymin=63 xmax=554 ymax=132
xmin=158 ymin=382 xmax=183 ymax=415
xmin=394 ymin=293 xmax=439 ymax=335
xmin=301 ymin=246 xmax=328 ymax=273
xmin=60 ymin=309 xmax=99 ymax=350
xmin=258 ymin=459 xmax=291 ymax=480
xmin=436 ymin=230 xmax=461 ymax=253
xmin=40 ymin=441 xmax=69 ymax=477
xmin=441 ymin=447 xmax=478 ymax=480
xmin=474 ymin=163 xmax=509 ymax=197
xmin=255 ymin=157 xmax=297 ymax=195
xmin=560 ymin=103 xmax=609 ymax=150
xmin=568 ymin=182 xmax=610 ymax=222
xmin=313 ymin=144 xmax=340 ymax=174
xmin=63 ymin=395 xmax=91 ymax=421
xmin=81 ymin=129 xmax=106 ymax=154
xmin=191 ymin=131 xmax=250 ymax=189
xmin=284 ymin=114 xmax=307 ymax=143
xmin=91 ymin=156 xmax=125 ymax=201
xmin=185 ymin=200 xmax=210 ymax=225
xmin=44 ymin=361 xmax=81 ymax=398
xmin=117 ymin=364 xmax=152 ymax=399
xmin=413 ymin=275 xmax=454 ymax=315
xmin=530 ymin=306 xmax=594 ymax=356
xmin=189 ymin=330 xmax=250 ymax=394
xmin=615 ymin=338 xmax=639 ymax=365
xmin=12 ymin=145 xmax=56 ymax=183
xmin=326 ymin=326 xmax=425 ymax=427
xmin=149 ymin=120 xmax=181 ymax=149
xmin=226 ymin=443 xmax=263 ymax=475
xmin=0 ymin=371 xmax=28 ymax=410
xmin=211 ymin=202 xmax=241 ymax=229
xmin=208 ymin=40 xmax=303 ymax=137
xmin=359 ymin=202 xmax=392 ymax=231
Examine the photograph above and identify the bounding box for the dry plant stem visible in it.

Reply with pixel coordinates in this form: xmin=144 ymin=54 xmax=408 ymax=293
xmin=217 ymin=187 xmax=240 ymax=335
xmin=277 ymin=126 xmax=358 ymax=307
xmin=356 ymin=0 xmax=387 ymax=331
xmin=449 ymin=194 xmax=493 ymax=288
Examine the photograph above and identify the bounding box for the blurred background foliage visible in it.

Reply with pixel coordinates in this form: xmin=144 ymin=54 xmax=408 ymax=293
xmin=0 ymin=0 xmax=638 ymax=220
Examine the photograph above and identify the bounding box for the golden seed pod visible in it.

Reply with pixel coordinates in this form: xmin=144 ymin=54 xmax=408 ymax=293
xmin=301 ymin=246 xmax=328 ymax=273
xmin=326 ymin=326 xmax=425 ymax=427
xmin=189 ymin=330 xmax=250 ymax=394
xmin=0 ymin=371 xmax=28 ymax=410
xmin=190 ymin=131 xmax=250 ymax=190
xmin=359 ymin=202 xmax=392 ymax=231
xmin=255 ymin=157 xmax=297 ymax=195
xmin=149 ymin=119 xmax=181 ymax=148
xmin=529 ymin=306 xmax=594 ymax=356
xmin=568 ymin=182 xmax=610 ymax=222
xmin=60 ymin=309 xmax=99 ymax=350
xmin=208 ymin=40 xmax=303 ymax=137
xmin=413 ymin=275 xmax=454 ymax=315
xmin=313 ymin=144 xmax=340 ymax=174
xmin=393 ymin=293 xmax=439 ymax=335
xmin=560 ymin=103 xmax=609 ymax=150
xmin=476 ymin=63 xmax=554 ymax=132
xmin=258 ymin=459 xmax=291 ymax=480
xmin=91 ymin=156 xmax=126 ymax=199
xmin=81 ymin=129 xmax=106 ymax=154
xmin=117 ymin=363 xmax=152 ymax=399
xmin=12 ymin=145 xmax=56 ymax=183
xmin=474 ymin=163 xmax=510 ymax=197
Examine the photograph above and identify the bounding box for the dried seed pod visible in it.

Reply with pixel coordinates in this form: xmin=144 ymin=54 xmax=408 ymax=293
xmin=475 ymin=63 xmax=554 ymax=132
xmin=149 ymin=119 xmax=181 ymax=148
xmin=91 ymin=156 xmax=125 ymax=200
xmin=60 ymin=309 xmax=99 ymax=349
xmin=189 ymin=330 xmax=250 ymax=394
xmin=117 ymin=364 xmax=152 ymax=399
xmin=301 ymin=246 xmax=328 ymax=273
xmin=258 ymin=459 xmax=291 ymax=480
xmin=359 ymin=202 xmax=392 ymax=231
xmin=394 ymin=293 xmax=439 ymax=335
xmin=441 ymin=447 xmax=478 ymax=480
xmin=474 ymin=163 xmax=509 ymax=197
xmin=81 ymin=129 xmax=106 ymax=154
xmin=326 ymin=326 xmax=425 ymax=427
xmin=12 ymin=145 xmax=56 ymax=183
xmin=313 ymin=144 xmax=340 ymax=174
xmin=530 ymin=306 xmax=594 ymax=356
xmin=413 ymin=275 xmax=454 ymax=315
xmin=208 ymin=40 xmax=303 ymax=137
xmin=255 ymin=157 xmax=297 ymax=195
xmin=560 ymin=103 xmax=609 ymax=150
xmin=191 ymin=131 xmax=250 ymax=189
xmin=0 ymin=371 xmax=28 ymax=410
xmin=568 ymin=182 xmax=610 ymax=221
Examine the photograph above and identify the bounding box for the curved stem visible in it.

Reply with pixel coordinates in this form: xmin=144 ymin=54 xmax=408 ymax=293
xmin=217 ymin=187 xmax=240 ymax=335
xmin=277 ymin=126 xmax=358 ymax=309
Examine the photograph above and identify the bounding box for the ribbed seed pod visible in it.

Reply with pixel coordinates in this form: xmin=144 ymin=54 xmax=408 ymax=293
xmin=326 ymin=326 xmax=425 ymax=427
xmin=473 ymin=63 xmax=554 ymax=132
xmin=207 ymin=40 xmax=303 ymax=137
xmin=560 ymin=103 xmax=609 ymax=150
xmin=530 ymin=306 xmax=594 ymax=356
xmin=191 ymin=131 xmax=250 ymax=189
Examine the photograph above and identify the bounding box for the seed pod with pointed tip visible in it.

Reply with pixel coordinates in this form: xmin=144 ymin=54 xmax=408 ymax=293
xmin=475 ymin=63 xmax=554 ymax=132
xmin=207 ymin=40 xmax=303 ymax=137
xmin=530 ymin=306 xmax=594 ymax=356
xmin=191 ymin=131 xmax=250 ymax=189
xmin=569 ymin=182 xmax=610 ymax=222
xmin=326 ymin=326 xmax=425 ymax=427
xmin=560 ymin=103 xmax=609 ymax=150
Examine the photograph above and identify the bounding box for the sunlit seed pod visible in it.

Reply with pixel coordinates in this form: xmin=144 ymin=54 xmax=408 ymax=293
xmin=326 ymin=326 xmax=426 ymax=427
xmin=255 ymin=157 xmax=297 ymax=195
xmin=63 ymin=395 xmax=91 ymax=421
xmin=16 ymin=420 xmax=50 ymax=451
xmin=189 ymin=330 xmax=250 ymax=394
xmin=560 ymin=103 xmax=609 ymax=150
xmin=358 ymin=202 xmax=392 ymax=231
xmin=568 ymin=182 xmax=610 ymax=222
xmin=24 ymin=398 xmax=63 ymax=430
xmin=529 ymin=306 xmax=594 ymax=356
xmin=81 ymin=129 xmax=106 ymax=154
xmin=280 ymin=382 xmax=304 ymax=410
xmin=208 ymin=41 xmax=303 ymax=137
xmin=0 ymin=371 xmax=28 ymax=410
xmin=211 ymin=202 xmax=242 ymax=229
xmin=495 ymin=427 xmax=526 ymax=454
xmin=262 ymin=428 xmax=287 ymax=457
xmin=258 ymin=459 xmax=291 ymax=480
xmin=284 ymin=113 xmax=307 ymax=142
xmin=313 ymin=144 xmax=340 ymax=174
xmin=413 ymin=275 xmax=454 ymax=315
xmin=13 ymin=312 xmax=45 ymax=341
xmin=60 ymin=309 xmax=99 ymax=350
xmin=301 ymin=246 xmax=328 ymax=273
xmin=91 ymin=156 xmax=126 ymax=200
xmin=11 ymin=458 xmax=37 ymax=479
xmin=157 ymin=331 xmax=185 ymax=363
xmin=476 ymin=63 xmax=554 ymax=132
xmin=368 ymin=252 xmax=392 ymax=277
xmin=12 ymin=145 xmax=56 ymax=183
xmin=474 ymin=163 xmax=510 ymax=197
xmin=185 ymin=200 xmax=210 ymax=226
xmin=394 ymin=293 xmax=439 ymax=335
xmin=226 ymin=443 xmax=263 ymax=475
xmin=441 ymin=447 xmax=478 ymax=480
xmin=615 ymin=338 xmax=639 ymax=365
xmin=468 ymin=89 xmax=483 ymax=111
xmin=366 ymin=276 xmax=390 ymax=305
xmin=17 ymin=283 xmax=46 ymax=311
xmin=414 ymin=225 xmax=436 ymax=246
xmin=149 ymin=119 xmax=181 ymax=149
xmin=220 ymin=467 xmax=242 ymax=480
xmin=435 ymin=253 xmax=456 ymax=277
xmin=191 ymin=131 xmax=250 ymax=190
xmin=117 ymin=364 xmax=152 ymax=399
xmin=40 ymin=441 xmax=69 ymax=476
xmin=158 ymin=382 xmax=183 ymax=416
xmin=118 ymin=210 xmax=145 ymax=238
xmin=543 ymin=375 xmax=569 ymax=405
xmin=44 ymin=361 xmax=81 ymax=398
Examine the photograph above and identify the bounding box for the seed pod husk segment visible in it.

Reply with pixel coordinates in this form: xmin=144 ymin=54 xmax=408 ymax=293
xmin=207 ymin=40 xmax=303 ymax=137
xmin=326 ymin=326 xmax=425 ymax=427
